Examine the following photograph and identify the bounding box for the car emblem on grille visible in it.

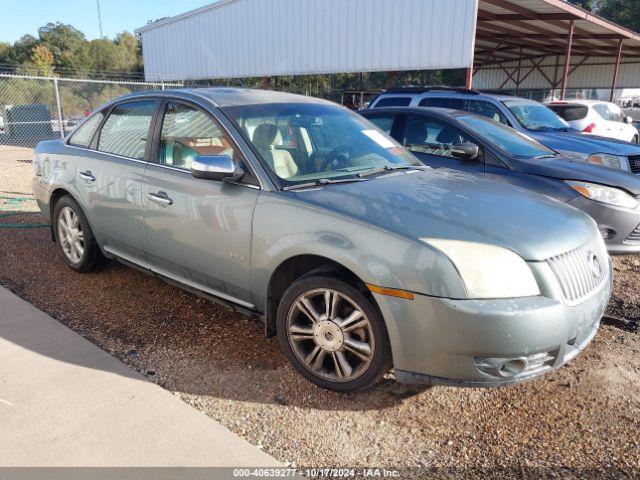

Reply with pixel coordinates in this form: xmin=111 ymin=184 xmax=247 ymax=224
xmin=587 ymin=250 xmax=602 ymax=279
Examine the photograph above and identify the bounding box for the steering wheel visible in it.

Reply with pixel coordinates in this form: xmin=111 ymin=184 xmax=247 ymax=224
xmin=318 ymin=145 xmax=354 ymax=172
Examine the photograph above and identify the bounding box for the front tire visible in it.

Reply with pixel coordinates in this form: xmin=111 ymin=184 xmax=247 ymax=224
xmin=276 ymin=274 xmax=392 ymax=392
xmin=53 ymin=195 xmax=103 ymax=272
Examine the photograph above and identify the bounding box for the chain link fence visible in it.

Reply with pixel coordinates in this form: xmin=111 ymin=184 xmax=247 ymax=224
xmin=0 ymin=73 xmax=181 ymax=213
xmin=0 ymin=73 xmax=181 ymax=151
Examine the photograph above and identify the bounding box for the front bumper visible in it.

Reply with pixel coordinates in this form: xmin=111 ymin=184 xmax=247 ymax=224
xmin=374 ymin=265 xmax=611 ymax=387
xmin=568 ymin=195 xmax=640 ymax=255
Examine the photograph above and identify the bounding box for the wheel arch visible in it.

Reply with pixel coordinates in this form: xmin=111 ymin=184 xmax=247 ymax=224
xmin=265 ymin=254 xmax=376 ymax=337
xmin=48 ymin=188 xmax=74 ymax=242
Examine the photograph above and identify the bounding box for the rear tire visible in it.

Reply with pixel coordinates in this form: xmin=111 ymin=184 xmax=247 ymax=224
xmin=53 ymin=195 xmax=103 ymax=272
xmin=276 ymin=274 xmax=392 ymax=392
xmin=633 ymin=135 xmax=639 ymax=144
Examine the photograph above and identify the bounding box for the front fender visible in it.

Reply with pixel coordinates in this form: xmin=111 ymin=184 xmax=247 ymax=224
xmin=250 ymin=192 xmax=466 ymax=311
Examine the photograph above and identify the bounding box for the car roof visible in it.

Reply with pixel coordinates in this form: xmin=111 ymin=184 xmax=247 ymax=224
xmin=376 ymin=88 xmax=532 ymax=103
xmin=361 ymin=105 xmax=483 ymax=120
xmin=547 ymin=99 xmax=606 ymax=106
xmin=105 ymin=87 xmax=335 ymax=108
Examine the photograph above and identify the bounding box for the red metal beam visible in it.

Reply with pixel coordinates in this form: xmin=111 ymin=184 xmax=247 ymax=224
xmin=560 ymin=20 xmax=575 ymax=99
xmin=610 ymin=39 xmax=624 ymax=101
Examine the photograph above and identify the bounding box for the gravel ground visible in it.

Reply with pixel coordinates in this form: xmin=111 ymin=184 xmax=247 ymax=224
xmin=0 ymin=150 xmax=639 ymax=478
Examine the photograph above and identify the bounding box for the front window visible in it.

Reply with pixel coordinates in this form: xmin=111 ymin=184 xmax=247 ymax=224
xmin=502 ymin=99 xmax=571 ymax=132
xmin=401 ymin=114 xmax=475 ymax=158
xmin=456 ymin=114 xmax=556 ymax=159
xmin=156 ymin=101 xmax=236 ymax=170
xmin=224 ymin=103 xmax=420 ymax=186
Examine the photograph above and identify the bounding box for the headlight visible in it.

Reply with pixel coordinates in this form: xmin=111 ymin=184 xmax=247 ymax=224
xmin=587 ymin=153 xmax=626 ymax=170
xmin=420 ymin=239 xmax=540 ymax=299
xmin=566 ymin=180 xmax=639 ymax=209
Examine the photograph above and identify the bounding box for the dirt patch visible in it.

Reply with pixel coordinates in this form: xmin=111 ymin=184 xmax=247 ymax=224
xmin=0 ymin=213 xmax=638 ymax=477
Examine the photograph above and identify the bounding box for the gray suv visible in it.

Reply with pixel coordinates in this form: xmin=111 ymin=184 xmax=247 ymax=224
xmin=33 ymin=88 xmax=611 ymax=391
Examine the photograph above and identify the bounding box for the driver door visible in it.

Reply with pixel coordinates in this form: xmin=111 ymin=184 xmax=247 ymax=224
xmin=398 ymin=114 xmax=485 ymax=175
xmin=142 ymin=99 xmax=260 ymax=307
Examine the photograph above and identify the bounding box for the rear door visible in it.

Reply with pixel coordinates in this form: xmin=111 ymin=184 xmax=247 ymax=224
xmin=71 ymin=98 xmax=158 ymax=262
xmin=141 ymin=99 xmax=260 ymax=307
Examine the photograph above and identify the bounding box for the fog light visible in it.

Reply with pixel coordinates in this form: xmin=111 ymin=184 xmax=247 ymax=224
xmin=498 ymin=359 xmax=526 ymax=377
xmin=475 ymin=352 xmax=555 ymax=379
xmin=599 ymin=228 xmax=615 ymax=240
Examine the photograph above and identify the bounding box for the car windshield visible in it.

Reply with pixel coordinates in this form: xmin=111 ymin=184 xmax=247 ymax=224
xmin=502 ymin=99 xmax=573 ymax=131
xmin=223 ymin=102 xmax=421 ymax=186
xmin=456 ymin=114 xmax=557 ymax=159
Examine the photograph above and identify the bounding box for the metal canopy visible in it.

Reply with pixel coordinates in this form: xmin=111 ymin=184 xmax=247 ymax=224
xmin=472 ymin=0 xmax=640 ymax=98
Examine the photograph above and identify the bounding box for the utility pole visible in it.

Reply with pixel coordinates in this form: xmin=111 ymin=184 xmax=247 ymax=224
xmin=96 ymin=0 xmax=104 ymax=38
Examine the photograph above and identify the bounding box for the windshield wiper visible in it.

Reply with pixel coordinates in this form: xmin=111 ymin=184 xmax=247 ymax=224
xmin=282 ymin=177 xmax=369 ymax=191
xmin=357 ymin=165 xmax=427 ymax=178
xmin=534 ymin=154 xmax=557 ymax=159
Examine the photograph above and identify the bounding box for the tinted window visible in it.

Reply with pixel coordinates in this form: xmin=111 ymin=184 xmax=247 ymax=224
xmin=456 ymin=115 xmax=555 ymax=159
xmin=547 ymin=104 xmax=588 ymax=121
xmin=366 ymin=114 xmax=396 ymax=134
xmin=68 ymin=112 xmax=103 ymax=147
xmin=157 ymin=102 xmax=235 ymax=170
xmin=420 ymin=98 xmax=509 ymax=125
xmin=98 ymin=100 xmax=156 ymax=159
xmin=225 ymin=102 xmax=420 ymax=184
xmin=419 ymin=98 xmax=461 ymax=109
xmin=375 ymin=97 xmax=412 ymax=107
xmin=401 ymin=114 xmax=474 ymax=158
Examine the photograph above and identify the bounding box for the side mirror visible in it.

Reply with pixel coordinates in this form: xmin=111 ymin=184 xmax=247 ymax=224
xmin=625 ymin=116 xmax=634 ymax=124
xmin=191 ymin=154 xmax=243 ymax=182
xmin=451 ymin=142 xmax=480 ymax=160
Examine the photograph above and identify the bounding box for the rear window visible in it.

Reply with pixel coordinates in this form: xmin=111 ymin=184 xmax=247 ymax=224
xmin=374 ymin=97 xmax=412 ymax=107
xmin=547 ymin=104 xmax=588 ymax=121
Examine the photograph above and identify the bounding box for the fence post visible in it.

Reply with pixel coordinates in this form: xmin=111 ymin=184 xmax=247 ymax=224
xmin=53 ymin=77 xmax=64 ymax=139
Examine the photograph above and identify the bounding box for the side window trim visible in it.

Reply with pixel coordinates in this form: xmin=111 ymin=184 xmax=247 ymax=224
xmin=91 ymin=98 xmax=160 ymax=162
xmin=149 ymin=97 xmax=261 ymax=187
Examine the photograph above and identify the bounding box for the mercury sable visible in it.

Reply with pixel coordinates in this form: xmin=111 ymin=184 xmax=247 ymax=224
xmin=33 ymin=88 xmax=611 ymax=392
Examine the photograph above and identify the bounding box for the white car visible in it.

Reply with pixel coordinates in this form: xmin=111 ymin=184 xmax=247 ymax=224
xmin=546 ymin=100 xmax=639 ymax=143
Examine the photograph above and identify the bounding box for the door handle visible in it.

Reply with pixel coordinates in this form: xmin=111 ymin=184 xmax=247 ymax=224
xmin=147 ymin=191 xmax=173 ymax=206
xmin=78 ymin=170 xmax=95 ymax=182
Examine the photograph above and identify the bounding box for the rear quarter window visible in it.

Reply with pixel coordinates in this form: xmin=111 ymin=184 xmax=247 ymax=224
xmin=547 ymin=104 xmax=588 ymax=121
xmin=374 ymin=97 xmax=412 ymax=107
xmin=68 ymin=112 xmax=104 ymax=147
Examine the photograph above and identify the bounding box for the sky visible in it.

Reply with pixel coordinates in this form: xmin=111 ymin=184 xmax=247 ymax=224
xmin=3 ymin=0 xmax=214 ymax=43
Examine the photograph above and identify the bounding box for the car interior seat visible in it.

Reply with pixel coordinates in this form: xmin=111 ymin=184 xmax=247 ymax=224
xmin=252 ymin=123 xmax=299 ymax=179
xmin=404 ymin=122 xmax=428 ymax=147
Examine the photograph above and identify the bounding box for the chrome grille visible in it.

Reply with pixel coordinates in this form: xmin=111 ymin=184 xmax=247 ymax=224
xmin=629 ymin=155 xmax=640 ymax=175
xmin=626 ymin=224 xmax=640 ymax=243
xmin=547 ymin=237 xmax=608 ymax=304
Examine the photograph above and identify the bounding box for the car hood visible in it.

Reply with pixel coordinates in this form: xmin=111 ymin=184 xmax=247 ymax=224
xmin=527 ymin=130 xmax=640 ymax=156
xmin=518 ymin=156 xmax=640 ymax=195
xmin=293 ymin=169 xmax=595 ymax=261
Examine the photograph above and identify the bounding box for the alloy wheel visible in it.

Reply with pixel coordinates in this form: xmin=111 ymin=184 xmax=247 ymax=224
xmin=286 ymin=288 xmax=375 ymax=382
xmin=57 ymin=206 xmax=85 ymax=263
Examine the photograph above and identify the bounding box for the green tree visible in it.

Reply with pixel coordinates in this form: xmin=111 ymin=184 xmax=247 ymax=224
xmin=38 ymin=22 xmax=91 ymax=74
xmin=30 ymin=44 xmax=55 ymax=76
xmin=598 ymin=0 xmax=640 ymax=31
